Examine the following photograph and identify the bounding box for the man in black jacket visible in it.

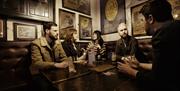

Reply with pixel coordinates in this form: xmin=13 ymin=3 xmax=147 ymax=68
xmin=115 ymin=23 xmax=147 ymax=63
xmin=117 ymin=0 xmax=180 ymax=91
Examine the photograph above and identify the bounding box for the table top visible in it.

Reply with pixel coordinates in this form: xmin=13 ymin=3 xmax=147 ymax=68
xmin=40 ymin=63 xmax=139 ymax=91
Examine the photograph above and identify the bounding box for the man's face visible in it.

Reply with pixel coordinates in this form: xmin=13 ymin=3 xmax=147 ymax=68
xmin=145 ymin=19 xmax=154 ymax=36
xmin=49 ymin=26 xmax=59 ymax=40
xmin=117 ymin=24 xmax=128 ymax=38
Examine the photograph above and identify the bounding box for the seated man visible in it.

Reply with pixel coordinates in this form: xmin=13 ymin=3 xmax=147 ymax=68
xmin=30 ymin=22 xmax=76 ymax=91
xmin=115 ymin=22 xmax=147 ymax=63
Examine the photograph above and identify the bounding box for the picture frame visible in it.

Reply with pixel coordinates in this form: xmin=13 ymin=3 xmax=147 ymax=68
xmin=100 ymin=0 xmax=125 ymax=34
xmin=59 ymin=9 xmax=75 ymax=39
xmin=62 ymin=0 xmax=91 ymax=15
xmin=14 ymin=23 xmax=37 ymax=41
xmin=168 ymin=0 xmax=180 ymax=20
xmin=0 ymin=18 xmax=6 ymax=41
xmin=27 ymin=0 xmax=55 ymax=22
xmin=131 ymin=2 xmax=147 ymax=36
xmin=0 ymin=0 xmax=26 ymax=16
xmin=0 ymin=0 xmax=55 ymax=22
xmin=79 ymin=15 xmax=92 ymax=40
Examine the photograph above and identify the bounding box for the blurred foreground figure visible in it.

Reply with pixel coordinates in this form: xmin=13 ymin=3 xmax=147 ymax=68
xmin=117 ymin=0 xmax=180 ymax=91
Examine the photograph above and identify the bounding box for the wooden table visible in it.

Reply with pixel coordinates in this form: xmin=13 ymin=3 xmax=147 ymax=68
xmin=40 ymin=63 xmax=140 ymax=91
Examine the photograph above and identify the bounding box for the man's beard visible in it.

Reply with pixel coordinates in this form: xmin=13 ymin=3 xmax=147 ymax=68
xmin=121 ymin=33 xmax=127 ymax=39
xmin=49 ymin=34 xmax=58 ymax=40
xmin=146 ymin=27 xmax=154 ymax=36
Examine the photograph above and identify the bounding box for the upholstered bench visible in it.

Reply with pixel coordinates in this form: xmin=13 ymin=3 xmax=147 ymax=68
xmin=0 ymin=42 xmax=32 ymax=91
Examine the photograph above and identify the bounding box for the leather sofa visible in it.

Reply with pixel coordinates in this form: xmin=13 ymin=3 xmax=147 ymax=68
xmin=0 ymin=41 xmax=32 ymax=91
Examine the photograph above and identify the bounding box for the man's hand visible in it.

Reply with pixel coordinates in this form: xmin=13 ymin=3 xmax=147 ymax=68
xmin=54 ymin=61 xmax=69 ymax=68
xmin=117 ymin=60 xmax=138 ymax=78
xmin=121 ymin=56 xmax=140 ymax=69
xmin=74 ymin=60 xmax=87 ymax=65
xmin=67 ymin=60 xmax=77 ymax=73
xmin=69 ymin=68 xmax=77 ymax=73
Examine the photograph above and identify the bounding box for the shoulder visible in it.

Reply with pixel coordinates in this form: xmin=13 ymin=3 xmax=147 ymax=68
xmin=128 ymin=36 xmax=138 ymax=42
xmin=129 ymin=35 xmax=137 ymax=40
xmin=116 ymin=38 xmax=122 ymax=42
xmin=116 ymin=39 xmax=123 ymax=45
xmin=31 ymin=37 xmax=46 ymax=47
xmin=32 ymin=38 xmax=41 ymax=45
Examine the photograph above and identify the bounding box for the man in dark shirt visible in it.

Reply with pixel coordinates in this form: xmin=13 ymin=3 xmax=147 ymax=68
xmin=117 ymin=0 xmax=180 ymax=91
xmin=115 ymin=23 xmax=146 ymax=62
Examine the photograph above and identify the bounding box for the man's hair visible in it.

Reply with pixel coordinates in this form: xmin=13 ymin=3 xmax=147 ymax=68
xmin=139 ymin=0 xmax=173 ymax=22
xmin=117 ymin=22 xmax=126 ymax=31
xmin=43 ymin=22 xmax=57 ymax=32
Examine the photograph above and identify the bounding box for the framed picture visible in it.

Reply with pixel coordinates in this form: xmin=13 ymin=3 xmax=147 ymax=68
xmin=14 ymin=23 xmax=37 ymax=41
xmin=168 ymin=0 xmax=180 ymax=20
xmin=0 ymin=18 xmax=6 ymax=41
xmin=62 ymin=0 xmax=91 ymax=15
xmin=27 ymin=0 xmax=55 ymax=22
xmin=100 ymin=0 xmax=125 ymax=34
xmin=0 ymin=0 xmax=26 ymax=16
xmin=59 ymin=9 xmax=75 ymax=39
xmin=131 ymin=2 xmax=147 ymax=36
xmin=79 ymin=15 xmax=92 ymax=40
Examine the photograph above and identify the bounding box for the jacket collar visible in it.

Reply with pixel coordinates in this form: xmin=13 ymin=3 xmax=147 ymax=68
xmin=40 ymin=37 xmax=61 ymax=49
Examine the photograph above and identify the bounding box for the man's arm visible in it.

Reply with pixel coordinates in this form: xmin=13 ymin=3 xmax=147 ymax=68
xmin=117 ymin=61 xmax=138 ymax=78
xmin=31 ymin=44 xmax=55 ymax=69
xmin=139 ymin=63 xmax=152 ymax=70
xmin=121 ymin=56 xmax=152 ymax=71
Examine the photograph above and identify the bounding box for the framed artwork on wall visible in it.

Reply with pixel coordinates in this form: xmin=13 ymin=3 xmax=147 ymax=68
xmin=62 ymin=0 xmax=91 ymax=15
xmin=59 ymin=9 xmax=75 ymax=39
xmin=27 ymin=0 xmax=55 ymax=22
xmin=131 ymin=2 xmax=147 ymax=36
xmin=13 ymin=23 xmax=37 ymax=41
xmin=0 ymin=0 xmax=55 ymax=22
xmin=0 ymin=18 xmax=6 ymax=41
xmin=168 ymin=0 xmax=180 ymax=20
xmin=0 ymin=0 xmax=26 ymax=16
xmin=100 ymin=0 xmax=125 ymax=34
xmin=79 ymin=15 xmax=92 ymax=40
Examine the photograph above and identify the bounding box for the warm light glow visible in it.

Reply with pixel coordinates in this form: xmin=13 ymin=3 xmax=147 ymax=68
xmin=173 ymin=14 xmax=178 ymax=19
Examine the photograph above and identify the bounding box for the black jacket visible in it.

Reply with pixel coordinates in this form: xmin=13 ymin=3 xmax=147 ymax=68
xmin=62 ymin=41 xmax=78 ymax=57
xmin=136 ymin=20 xmax=180 ymax=91
xmin=115 ymin=35 xmax=147 ymax=62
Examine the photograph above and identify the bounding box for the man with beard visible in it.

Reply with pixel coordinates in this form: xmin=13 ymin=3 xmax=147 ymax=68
xmin=117 ymin=0 xmax=180 ymax=91
xmin=31 ymin=22 xmax=76 ymax=91
xmin=115 ymin=23 xmax=146 ymax=63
